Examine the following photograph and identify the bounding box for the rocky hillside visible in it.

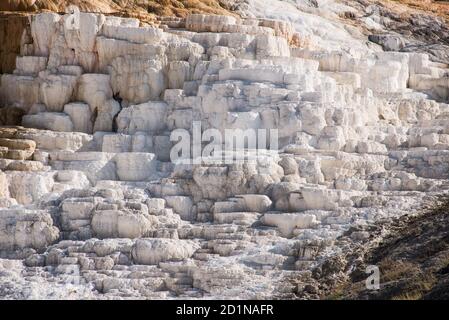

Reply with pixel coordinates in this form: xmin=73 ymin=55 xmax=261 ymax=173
xmin=0 ymin=0 xmax=448 ymax=300
xmin=339 ymin=0 xmax=449 ymax=64
xmin=0 ymin=1 xmax=244 ymax=75
xmin=0 ymin=0 xmax=235 ymax=17
xmin=0 ymin=0 xmax=235 ymax=72
xmin=301 ymin=196 xmax=449 ymax=300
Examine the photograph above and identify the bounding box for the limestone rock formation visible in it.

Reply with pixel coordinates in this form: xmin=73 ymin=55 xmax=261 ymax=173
xmin=0 ymin=0 xmax=449 ymax=300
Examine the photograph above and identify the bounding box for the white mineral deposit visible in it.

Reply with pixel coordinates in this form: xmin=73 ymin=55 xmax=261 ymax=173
xmin=1 ymin=0 xmax=449 ymax=300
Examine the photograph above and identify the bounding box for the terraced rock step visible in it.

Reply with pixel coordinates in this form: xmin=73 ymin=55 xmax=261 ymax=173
xmin=0 ymin=2 xmax=449 ymax=299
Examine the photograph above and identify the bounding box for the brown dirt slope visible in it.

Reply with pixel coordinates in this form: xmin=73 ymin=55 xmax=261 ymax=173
xmin=387 ymin=0 xmax=449 ymax=21
xmin=0 ymin=13 xmax=28 ymax=74
xmin=0 ymin=0 xmax=234 ymax=17
xmin=321 ymin=196 xmax=449 ymax=300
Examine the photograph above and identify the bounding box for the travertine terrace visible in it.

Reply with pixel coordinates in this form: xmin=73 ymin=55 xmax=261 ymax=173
xmin=1 ymin=0 xmax=449 ymax=299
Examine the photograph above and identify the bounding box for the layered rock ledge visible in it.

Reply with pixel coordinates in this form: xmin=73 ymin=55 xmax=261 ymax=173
xmin=0 ymin=4 xmax=449 ymax=299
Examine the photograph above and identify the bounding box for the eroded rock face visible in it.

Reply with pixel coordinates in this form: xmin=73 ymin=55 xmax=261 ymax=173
xmin=116 ymin=102 xmax=168 ymax=135
xmin=131 ymin=239 xmax=199 ymax=265
xmin=114 ymin=153 xmax=157 ymax=181
xmin=0 ymin=5 xmax=449 ymax=300
xmin=0 ymin=13 xmax=29 ymax=74
xmin=0 ymin=209 xmax=59 ymax=252
xmin=0 ymin=107 xmax=26 ymax=126
xmin=91 ymin=210 xmax=156 ymax=239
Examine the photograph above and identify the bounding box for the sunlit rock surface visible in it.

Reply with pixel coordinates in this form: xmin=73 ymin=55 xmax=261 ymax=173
xmin=1 ymin=0 xmax=449 ymax=299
